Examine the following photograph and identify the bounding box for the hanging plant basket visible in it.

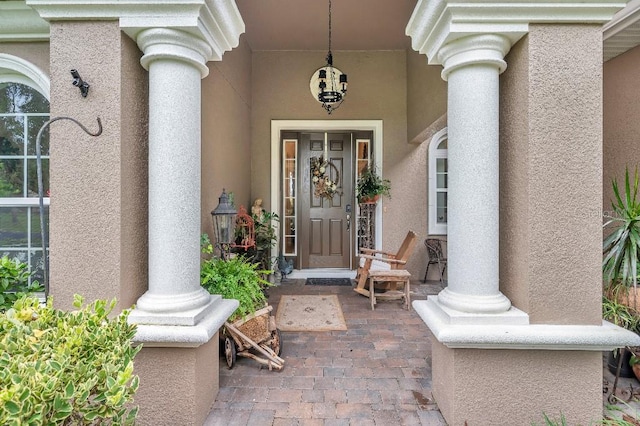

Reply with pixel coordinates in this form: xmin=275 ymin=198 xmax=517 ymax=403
xmin=359 ymin=194 xmax=380 ymax=204
xmin=356 ymin=165 xmax=390 ymax=204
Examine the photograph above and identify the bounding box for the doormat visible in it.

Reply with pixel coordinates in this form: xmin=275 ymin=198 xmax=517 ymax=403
xmin=275 ymin=295 xmax=347 ymax=332
xmin=305 ymin=278 xmax=353 ymax=287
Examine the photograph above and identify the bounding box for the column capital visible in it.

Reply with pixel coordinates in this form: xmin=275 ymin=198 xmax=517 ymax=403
xmin=438 ymin=34 xmax=510 ymax=81
xmin=406 ymin=0 xmax=627 ymax=65
xmin=137 ymin=28 xmax=212 ymax=77
xmin=25 ymin=0 xmax=244 ymax=61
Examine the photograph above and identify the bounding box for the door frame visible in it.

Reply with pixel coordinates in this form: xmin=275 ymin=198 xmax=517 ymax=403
xmin=270 ymin=120 xmax=383 ymax=272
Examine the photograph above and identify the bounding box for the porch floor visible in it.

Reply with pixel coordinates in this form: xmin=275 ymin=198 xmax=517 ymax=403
xmin=205 ymin=279 xmax=446 ymax=425
xmin=204 ymin=279 xmax=640 ymax=425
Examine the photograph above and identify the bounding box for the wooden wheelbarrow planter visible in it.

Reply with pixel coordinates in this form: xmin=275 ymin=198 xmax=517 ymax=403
xmin=223 ymin=305 xmax=285 ymax=371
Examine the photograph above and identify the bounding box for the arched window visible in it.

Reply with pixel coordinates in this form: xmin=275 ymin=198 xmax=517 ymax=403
xmin=428 ymin=127 xmax=447 ymax=235
xmin=0 ymin=56 xmax=50 ymax=285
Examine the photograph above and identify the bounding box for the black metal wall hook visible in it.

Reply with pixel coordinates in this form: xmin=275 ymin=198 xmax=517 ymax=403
xmin=71 ymin=69 xmax=90 ymax=97
xmin=35 ymin=116 xmax=103 ymax=297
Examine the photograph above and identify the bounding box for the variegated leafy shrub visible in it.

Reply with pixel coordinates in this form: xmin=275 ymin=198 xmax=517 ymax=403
xmin=0 ymin=295 xmax=140 ymax=425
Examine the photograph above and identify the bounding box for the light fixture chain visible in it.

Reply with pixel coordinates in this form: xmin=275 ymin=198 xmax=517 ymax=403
xmin=328 ymin=0 xmax=332 ymax=54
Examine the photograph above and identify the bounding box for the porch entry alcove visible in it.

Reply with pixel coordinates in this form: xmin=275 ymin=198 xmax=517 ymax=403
xmin=270 ymin=120 xmax=383 ymax=277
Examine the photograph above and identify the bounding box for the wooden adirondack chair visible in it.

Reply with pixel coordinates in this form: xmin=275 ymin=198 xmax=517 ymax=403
xmin=354 ymin=230 xmax=418 ymax=297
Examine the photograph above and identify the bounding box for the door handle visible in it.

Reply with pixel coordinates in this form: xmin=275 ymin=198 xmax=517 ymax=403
xmin=346 ymin=214 xmax=351 ymax=231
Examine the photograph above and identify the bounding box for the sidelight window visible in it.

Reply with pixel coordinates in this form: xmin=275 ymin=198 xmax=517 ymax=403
xmin=282 ymin=139 xmax=297 ymax=255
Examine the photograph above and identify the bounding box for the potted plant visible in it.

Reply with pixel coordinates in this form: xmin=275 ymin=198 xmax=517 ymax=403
xmin=603 ymin=295 xmax=640 ymax=378
xmin=603 ymin=167 xmax=640 ymax=310
xmin=356 ymin=165 xmax=391 ymax=204
xmin=252 ymin=211 xmax=280 ymax=273
xmin=200 ymin=234 xmax=283 ymax=370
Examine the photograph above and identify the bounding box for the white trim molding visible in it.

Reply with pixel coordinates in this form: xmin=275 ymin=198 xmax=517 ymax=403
xmin=25 ymin=0 xmax=245 ymax=62
xmin=0 ymin=54 xmax=50 ymax=98
xmin=406 ymin=0 xmax=627 ymax=65
xmin=604 ymin=0 xmax=640 ymax=38
xmin=603 ymin=0 xmax=640 ymax=61
xmin=0 ymin=1 xmax=49 ymax=41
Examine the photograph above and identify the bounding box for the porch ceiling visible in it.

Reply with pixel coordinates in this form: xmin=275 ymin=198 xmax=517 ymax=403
xmin=235 ymin=0 xmax=640 ymax=61
xmin=235 ymin=0 xmax=418 ymax=51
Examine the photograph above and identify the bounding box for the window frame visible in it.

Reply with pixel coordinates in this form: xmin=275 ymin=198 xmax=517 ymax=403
xmin=428 ymin=127 xmax=448 ymax=235
xmin=0 ymin=58 xmax=51 ymax=285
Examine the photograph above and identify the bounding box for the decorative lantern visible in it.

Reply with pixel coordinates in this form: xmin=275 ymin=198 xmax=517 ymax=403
xmin=309 ymin=0 xmax=348 ymax=114
xmin=211 ymin=188 xmax=237 ymax=258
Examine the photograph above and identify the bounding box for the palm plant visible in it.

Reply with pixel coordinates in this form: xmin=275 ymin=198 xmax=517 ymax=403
xmin=603 ymin=167 xmax=640 ymax=293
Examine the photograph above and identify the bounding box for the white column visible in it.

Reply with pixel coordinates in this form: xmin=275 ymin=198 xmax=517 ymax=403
xmin=436 ymin=34 xmax=512 ymax=314
xmin=132 ymin=28 xmax=214 ymax=322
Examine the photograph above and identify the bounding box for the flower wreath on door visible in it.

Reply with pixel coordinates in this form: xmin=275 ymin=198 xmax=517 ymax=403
xmin=310 ymin=156 xmax=341 ymax=200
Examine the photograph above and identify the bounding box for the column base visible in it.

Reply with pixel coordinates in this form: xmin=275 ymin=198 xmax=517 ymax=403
xmin=414 ymin=296 xmax=640 ymax=350
xmin=128 ymin=294 xmax=238 ymax=424
xmin=437 ymin=287 xmax=512 ymax=314
xmin=129 ymin=295 xmax=238 ymax=347
xmin=415 ymin=296 xmax=640 ymax=424
xmin=431 ymin=340 xmax=603 ymax=425
xmin=134 ymin=287 xmax=214 ymax=317
xmin=134 ymin=334 xmax=219 ymax=426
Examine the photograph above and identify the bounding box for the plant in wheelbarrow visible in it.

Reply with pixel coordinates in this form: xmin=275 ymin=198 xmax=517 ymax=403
xmin=200 ymin=234 xmax=284 ymax=371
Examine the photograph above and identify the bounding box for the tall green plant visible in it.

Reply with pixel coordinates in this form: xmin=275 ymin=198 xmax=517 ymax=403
xmin=603 ymin=167 xmax=640 ymax=290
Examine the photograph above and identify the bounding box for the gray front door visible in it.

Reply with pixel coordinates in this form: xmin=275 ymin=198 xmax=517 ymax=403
xmin=299 ymin=132 xmax=353 ymax=268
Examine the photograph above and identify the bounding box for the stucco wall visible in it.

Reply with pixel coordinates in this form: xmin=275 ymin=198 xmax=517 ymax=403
xmin=134 ymin=336 xmax=219 ymax=426
xmin=0 ymin=42 xmax=50 ymax=76
xmin=500 ymin=34 xmax=531 ymax=314
xmin=201 ymin=35 xmax=252 ymax=239
xmin=603 ymin=44 xmax=640 ymax=224
xmin=432 ymin=341 xmax=602 ymax=425
xmin=49 ymin=21 xmax=147 ymax=310
xmin=251 ymin=50 xmax=432 ymax=277
xmin=119 ymin=34 xmax=149 ymax=310
xmin=406 ymin=49 xmax=447 ymax=143
xmin=500 ymin=25 xmax=603 ymax=325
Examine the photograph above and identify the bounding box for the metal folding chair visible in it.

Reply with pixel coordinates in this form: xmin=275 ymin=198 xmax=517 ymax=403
xmin=424 ymin=238 xmax=447 ymax=284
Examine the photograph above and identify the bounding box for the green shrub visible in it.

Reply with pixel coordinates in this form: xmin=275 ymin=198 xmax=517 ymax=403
xmin=0 ymin=255 xmax=43 ymax=312
xmin=532 ymin=413 xmax=567 ymax=426
xmin=201 ymin=234 xmax=272 ymax=321
xmin=0 ymin=295 xmax=140 ymax=425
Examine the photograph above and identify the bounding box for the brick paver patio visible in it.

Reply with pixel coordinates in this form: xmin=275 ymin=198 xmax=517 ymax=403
xmin=205 ymin=279 xmax=446 ymax=426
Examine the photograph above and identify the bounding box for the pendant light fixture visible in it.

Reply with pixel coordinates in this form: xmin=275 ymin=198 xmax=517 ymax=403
xmin=309 ymin=0 xmax=348 ymax=114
